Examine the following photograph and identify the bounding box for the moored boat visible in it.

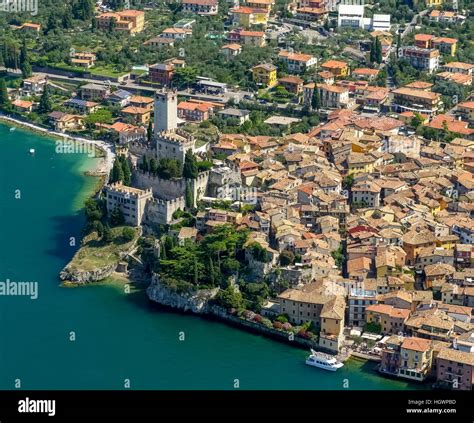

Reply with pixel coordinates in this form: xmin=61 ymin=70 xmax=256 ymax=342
xmin=305 ymin=349 xmax=344 ymax=371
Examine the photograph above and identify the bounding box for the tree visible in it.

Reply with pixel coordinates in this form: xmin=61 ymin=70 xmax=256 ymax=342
xmin=215 ymin=285 xmax=244 ymax=310
xmin=103 ymin=224 xmax=113 ymax=242
xmin=279 ymin=250 xmax=295 ymax=266
xmin=20 ymin=41 xmax=31 ymax=78
xmin=110 ymin=207 xmax=125 ymax=226
xmin=110 ymin=158 xmax=124 ymax=183
xmin=73 ymin=0 xmax=94 ymax=20
xmin=147 ymin=120 xmax=153 ymax=143
xmin=183 ymin=150 xmax=198 ymax=179
xmin=375 ymin=37 xmax=383 ymax=64
xmin=0 ymin=79 xmax=11 ymax=111
xmin=122 ymin=227 xmax=135 ymax=242
xmin=185 ymin=180 xmax=194 ymax=209
xmin=84 ymin=198 xmax=104 ymax=222
xmin=311 ymin=84 xmax=320 ymax=111
xmin=38 ymin=86 xmax=53 ymax=114
xmin=411 ymin=112 xmax=424 ymax=129
xmin=85 ymin=109 xmax=113 ymax=128
xmin=119 ymin=155 xmax=131 ymax=186
xmin=141 ymin=155 xmax=149 ymax=172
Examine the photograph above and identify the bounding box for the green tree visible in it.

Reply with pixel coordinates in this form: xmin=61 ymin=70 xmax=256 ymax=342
xmin=183 ymin=150 xmax=198 ymax=179
xmin=20 ymin=41 xmax=31 ymax=78
xmin=311 ymin=83 xmax=320 ymax=111
xmin=110 ymin=207 xmax=125 ymax=226
xmin=147 ymin=120 xmax=153 ymax=143
xmin=215 ymin=285 xmax=244 ymax=310
xmin=141 ymin=155 xmax=149 ymax=172
xmin=122 ymin=227 xmax=135 ymax=242
xmin=279 ymin=250 xmax=295 ymax=266
xmin=110 ymin=158 xmax=124 ymax=183
xmin=84 ymin=198 xmax=104 ymax=222
xmin=119 ymin=155 xmax=132 ymax=186
xmin=0 ymin=79 xmax=11 ymax=111
xmin=38 ymin=86 xmax=52 ymax=114
xmin=411 ymin=112 xmax=424 ymax=129
xmin=185 ymin=180 xmax=194 ymax=209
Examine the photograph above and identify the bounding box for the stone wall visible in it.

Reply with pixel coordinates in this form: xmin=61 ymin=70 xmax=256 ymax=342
xmin=145 ymin=196 xmax=186 ymax=227
xmin=134 ymin=169 xmax=209 ymax=207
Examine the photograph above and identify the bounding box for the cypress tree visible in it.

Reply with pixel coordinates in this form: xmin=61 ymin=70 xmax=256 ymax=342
xmin=147 ymin=120 xmax=153 ymax=143
xmin=0 ymin=79 xmax=11 ymax=111
xmin=185 ymin=180 xmax=194 ymax=209
xmin=38 ymin=86 xmax=52 ymax=114
xmin=311 ymin=83 xmax=320 ymax=111
xmin=183 ymin=150 xmax=198 ymax=179
xmin=141 ymin=155 xmax=149 ymax=172
xmin=111 ymin=158 xmax=124 ymax=183
xmin=121 ymin=157 xmax=131 ymax=186
xmin=20 ymin=41 xmax=31 ymax=78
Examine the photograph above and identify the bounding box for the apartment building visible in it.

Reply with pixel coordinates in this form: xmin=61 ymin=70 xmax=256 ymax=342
xmin=436 ymin=348 xmax=474 ymax=391
xmin=391 ymin=87 xmax=442 ymax=116
xmin=398 ymin=337 xmax=433 ymax=381
xmin=97 ymin=10 xmax=145 ymax=35
xmin=182 ymin=0 xmax=218 ymax=15
xmin=177 ymin=101 xmax=211 ymax=122
xmin=278 ymin=50 xmax=317 ymax=73
xmin=400 ymin=47 xmax=440 ymax=73
xmin=317 ymin=84 xmax=350 ymax=109
xmin=366 ymin=304 xmax=410 ymax=335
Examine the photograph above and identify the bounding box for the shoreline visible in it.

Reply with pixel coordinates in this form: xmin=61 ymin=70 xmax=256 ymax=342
xmin=0 ymin=113 xmax=115 ymax=176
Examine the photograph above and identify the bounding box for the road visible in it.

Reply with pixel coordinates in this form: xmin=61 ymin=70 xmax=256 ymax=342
xmin=36 ymin=71 xmax=253 ymax=105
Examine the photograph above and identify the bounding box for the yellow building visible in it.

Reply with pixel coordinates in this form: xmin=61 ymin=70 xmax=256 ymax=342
xmin=425 ymin=0 xmax=443 ymax=7
xmin=318 ymin=296 xmax=345 ymax=353
xmin=347 ymin=152 xmax=377 ymax=175
xmin=252 ymin=63 xmax=277 ymax=88
xmin=231 ymin=6 xmax=269 ymax=27
xmin=401 ymin=229 xmax=437 ymax=266
xmin=399 ymin=337 xmax=433 ymax=381
xmin=432 ymin=37 xmax=457 ymax=56
xmin=321 ymin=60 xmax=350 ymax=78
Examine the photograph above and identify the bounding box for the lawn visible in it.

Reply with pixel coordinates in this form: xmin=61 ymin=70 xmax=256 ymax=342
xmin=66 ymin=226 xmax=140 ymax=272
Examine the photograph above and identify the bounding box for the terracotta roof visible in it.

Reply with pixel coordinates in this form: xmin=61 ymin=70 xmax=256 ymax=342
xmin=415 ymin=34 xmax=435 ymax=42
xmin=437 ymin=348 xmax=474 ymax=366
xmin=401 ymin=337 xmax=431 ymax=352
xmin=321 ymin=60 xmax=348 ymax=69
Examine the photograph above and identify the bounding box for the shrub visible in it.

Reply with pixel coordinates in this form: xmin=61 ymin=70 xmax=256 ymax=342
xmin=273 ymin=321 xmax=283 ymax=329
xmin=122 ymin=227 xmax=135 ymax=242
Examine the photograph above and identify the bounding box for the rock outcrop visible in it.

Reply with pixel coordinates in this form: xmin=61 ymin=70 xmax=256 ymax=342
xmin=59 ymin=263 xmax=117 ymax=284
xmin=146 ymin=274 xmax=219 ymax=314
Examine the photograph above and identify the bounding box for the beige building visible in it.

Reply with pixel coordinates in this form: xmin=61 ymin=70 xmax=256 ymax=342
xmin=104 ymin=182 xmax=153 ymax=226
xmin=317 ymin=84 xmax=350 ymax=109
xmin=366 ymin=303 xmax=410 ymax=335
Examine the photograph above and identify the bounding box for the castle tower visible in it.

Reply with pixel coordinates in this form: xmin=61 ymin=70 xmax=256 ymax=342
xmin=154 ymin=89 xmax=177 ymax=134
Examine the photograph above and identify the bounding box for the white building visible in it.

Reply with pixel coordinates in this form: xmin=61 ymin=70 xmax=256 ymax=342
xmin=371 ymin=14 xmax=391 ymax=31
xmin=337 ymin=4 xmax=365 ymax=29
xmin=104 ymin=182 xmax=153 ymax=226
xmin=338 ymin=4 xmax=391 ymax=31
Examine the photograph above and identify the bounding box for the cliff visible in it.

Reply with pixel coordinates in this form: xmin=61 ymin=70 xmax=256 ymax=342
xmin=146 ymin=274 xmax=219 ymax=314
xmin=59 ymin=263 xmax=117 ymax=284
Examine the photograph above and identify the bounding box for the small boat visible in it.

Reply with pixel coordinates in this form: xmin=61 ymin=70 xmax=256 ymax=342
xmin=29 ymin=148 xmax=35 ymax=154
xmin=305 ymin=349 xmax=344 ymax=372
xmin=10 ymin=127 xmax=15 ymax=132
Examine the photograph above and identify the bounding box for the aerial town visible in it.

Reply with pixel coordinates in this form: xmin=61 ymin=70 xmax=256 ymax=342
xmin=0 ymin=0 xmax=473 ymax=391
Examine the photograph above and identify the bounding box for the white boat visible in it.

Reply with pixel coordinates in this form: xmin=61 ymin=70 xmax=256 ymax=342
xmin=305 ymin=349 xmax=344 ymax=372
xmin=10 ymin=127 xmax=15 ymax=132
xmin=29 ymin=148 xmax=35 ymax=154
